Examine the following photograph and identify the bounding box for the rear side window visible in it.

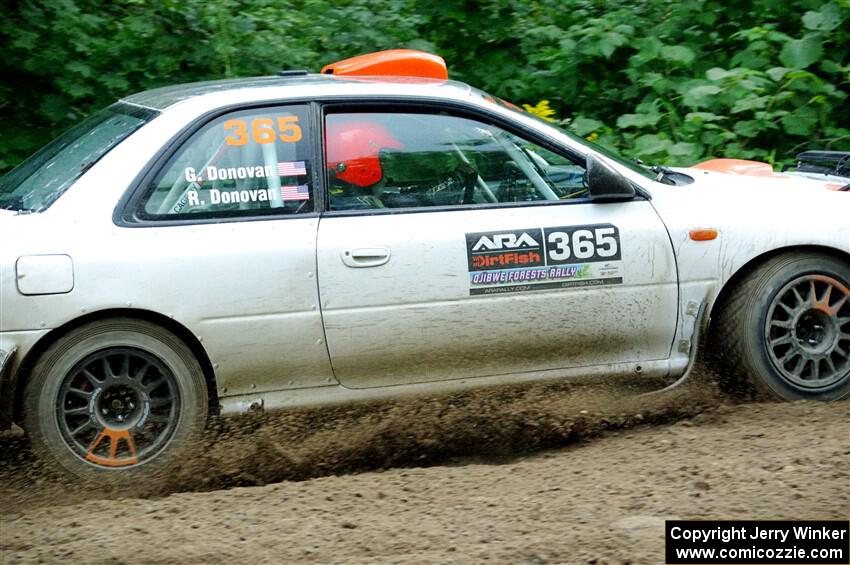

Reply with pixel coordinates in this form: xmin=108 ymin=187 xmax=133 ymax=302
xmin=139 ymin=105 xmax=314 ymax=219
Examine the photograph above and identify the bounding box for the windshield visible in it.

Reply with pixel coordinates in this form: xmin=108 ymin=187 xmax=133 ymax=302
xmin=0 ymin=103 xmax=157 ymax=212
xmin=479 ymin=93 xmax=658 ymax=182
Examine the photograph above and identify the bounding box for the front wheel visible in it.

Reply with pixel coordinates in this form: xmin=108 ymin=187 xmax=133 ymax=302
xmin=712 ymin=253 xmax=850 ymax=401
xmin=23 ymin=319 xmax=208 ymax=485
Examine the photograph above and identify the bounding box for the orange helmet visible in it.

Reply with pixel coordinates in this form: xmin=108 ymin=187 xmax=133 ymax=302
xmin=326 ymin=120 xmax=404 ymax=187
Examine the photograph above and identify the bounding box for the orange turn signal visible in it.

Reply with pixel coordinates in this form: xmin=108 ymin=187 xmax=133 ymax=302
xmin=689 ymin=228 xmax=718 ymax=241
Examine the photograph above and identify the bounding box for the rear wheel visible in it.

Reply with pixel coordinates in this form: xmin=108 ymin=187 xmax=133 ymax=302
xmin=712 ymin=253 xmax=850 ymax=401
xmin=23 ymin=319 xmax=208 ymax=485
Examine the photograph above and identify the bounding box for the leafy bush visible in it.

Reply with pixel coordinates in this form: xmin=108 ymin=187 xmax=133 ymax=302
xmin=0 ymin=0 xmax=425 ymax=170
xmin=444 ymin=0 xmax=849 ymax=166
xmin=1 ymin=0 xmax=847 ymax=172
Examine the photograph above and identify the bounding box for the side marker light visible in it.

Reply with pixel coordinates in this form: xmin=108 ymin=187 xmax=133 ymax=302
xmin=689 ymin=228 xmax=718 ymax=241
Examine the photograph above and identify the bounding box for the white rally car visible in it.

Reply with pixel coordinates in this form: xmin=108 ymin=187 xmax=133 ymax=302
xmin=0 ymin=50 xmax=848 ymax=482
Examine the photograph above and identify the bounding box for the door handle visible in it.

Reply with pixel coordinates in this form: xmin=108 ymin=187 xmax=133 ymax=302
xmin=341 ymin=246 xmax=391 ymax=268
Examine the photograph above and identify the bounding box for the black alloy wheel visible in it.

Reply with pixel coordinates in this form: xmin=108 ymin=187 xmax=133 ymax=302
xmin=57 ymin=347 xmax=180 ymax=467
xmin=765 ymin=274 xmax=850 ymax=390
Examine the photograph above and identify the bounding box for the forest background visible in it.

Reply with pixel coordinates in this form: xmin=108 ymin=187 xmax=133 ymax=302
xmin=1 ymin=0 xmax=848 ymax=173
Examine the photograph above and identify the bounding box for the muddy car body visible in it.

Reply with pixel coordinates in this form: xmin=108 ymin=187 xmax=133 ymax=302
xmin=1 ymin=51 xmax=849 ymax=480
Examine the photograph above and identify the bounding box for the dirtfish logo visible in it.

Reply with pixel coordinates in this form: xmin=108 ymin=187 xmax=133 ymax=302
xmin=472 ymin=232 xmax=539 ymax=251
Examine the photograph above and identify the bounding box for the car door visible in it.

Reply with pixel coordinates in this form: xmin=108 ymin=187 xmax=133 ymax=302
xmin=114 ymin=103 xmax=335 ymax=398
xmin=316 ymin=108 xmax=678 ymax=388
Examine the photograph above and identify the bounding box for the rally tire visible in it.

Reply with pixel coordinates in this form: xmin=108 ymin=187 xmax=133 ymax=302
xmin=711 ymin=252 xmax=850 ymax=401
xmin=23 ymin=318 xmax=208 ymax=486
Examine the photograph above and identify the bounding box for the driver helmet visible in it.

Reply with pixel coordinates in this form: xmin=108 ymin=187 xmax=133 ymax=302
xmin=326 ymin=119 xmax=404 ymax=187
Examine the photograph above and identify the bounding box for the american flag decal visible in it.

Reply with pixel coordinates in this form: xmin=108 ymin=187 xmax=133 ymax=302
xmin=277 ymin=160 xmax=307 ymax=176
xmin=280 ymin=184 xmax=310 ymax=201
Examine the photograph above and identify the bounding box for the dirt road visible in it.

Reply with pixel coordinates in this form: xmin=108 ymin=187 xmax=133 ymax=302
xmin=1 ymin=378 xmax=848 ymax=564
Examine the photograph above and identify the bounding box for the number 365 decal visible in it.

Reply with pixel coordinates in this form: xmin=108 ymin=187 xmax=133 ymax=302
xmin=224 ymin=116 xmax=302 ymax=146
xmin=465 ymin=223 xmax=623 ymax=295
xmin=545 ymin=225 xmax=621 ymax=264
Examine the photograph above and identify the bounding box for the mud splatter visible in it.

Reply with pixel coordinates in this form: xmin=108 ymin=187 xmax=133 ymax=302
xmin=1 ymin=369 xmax=727 ymax=505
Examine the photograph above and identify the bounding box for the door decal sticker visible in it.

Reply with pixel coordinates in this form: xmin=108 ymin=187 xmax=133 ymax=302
xmin=465 ymin=224 xmax=623 ymax=295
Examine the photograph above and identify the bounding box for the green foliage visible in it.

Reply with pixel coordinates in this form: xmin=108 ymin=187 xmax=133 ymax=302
xmin=0 ymin=0 xmax=424 ymax=170
xmin=1 ymin=0 xmax=848 ymax=171
xmin=492 ymin=0 xmax=850 ymax=165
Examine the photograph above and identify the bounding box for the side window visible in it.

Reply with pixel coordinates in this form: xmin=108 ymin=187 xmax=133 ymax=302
xmin=325 ymin=112 xmax=586 ymax=211
xmin=140 ymin=105 xmax=314 ymax=219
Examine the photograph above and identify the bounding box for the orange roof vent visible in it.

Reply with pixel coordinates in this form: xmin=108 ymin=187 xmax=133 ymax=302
xmin=321 ymin=49 xmax=448 ymax=80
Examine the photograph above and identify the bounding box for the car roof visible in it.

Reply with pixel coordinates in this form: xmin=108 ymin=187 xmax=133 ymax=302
xmin=121 ymin=74 xmax=477 ymax=111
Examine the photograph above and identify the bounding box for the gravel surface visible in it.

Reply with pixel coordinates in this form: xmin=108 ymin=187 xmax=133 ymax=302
xmin=1 ymin=378 xmax=848 ymax=565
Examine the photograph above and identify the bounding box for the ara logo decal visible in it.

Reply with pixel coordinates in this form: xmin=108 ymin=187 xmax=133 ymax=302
xmin=471 ymin=232 xmax=540 ymax=251
xmin=466 ymin=228 xmax=545 ymax=272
